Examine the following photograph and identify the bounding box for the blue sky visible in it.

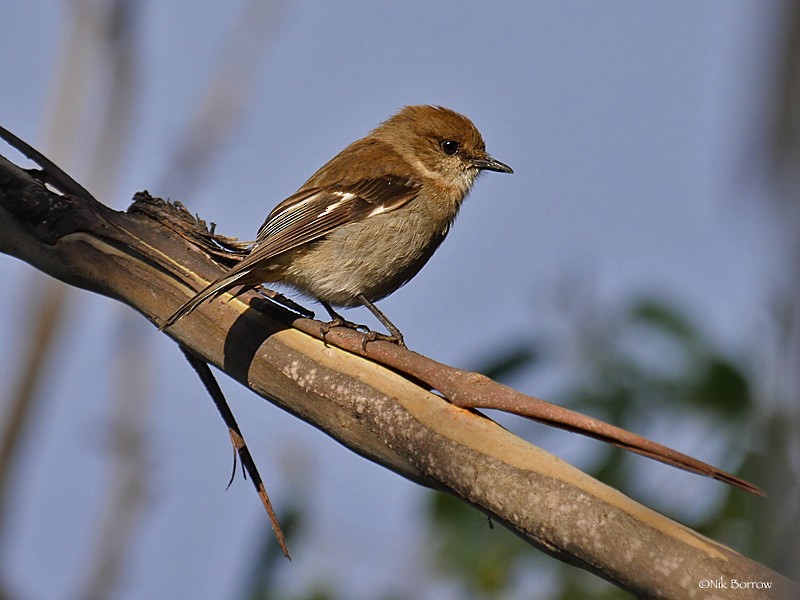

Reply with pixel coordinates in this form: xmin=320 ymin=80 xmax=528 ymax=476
xmin=0 ymin=2 xmax=789 ymax=598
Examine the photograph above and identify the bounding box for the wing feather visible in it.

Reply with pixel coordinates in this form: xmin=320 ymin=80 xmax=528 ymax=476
xmin=253 ymin=175 xmax=420 ymax=260
xmin=159 ymin=175 xmax=420 ymax=330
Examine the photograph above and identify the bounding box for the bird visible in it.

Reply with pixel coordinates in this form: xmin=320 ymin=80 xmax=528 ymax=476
xmin=159 ymin=105 xmax=512 ymax=346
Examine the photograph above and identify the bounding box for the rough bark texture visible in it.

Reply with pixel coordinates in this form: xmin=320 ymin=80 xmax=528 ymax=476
xmin=1 ymin=152 xmax=796 ymax=599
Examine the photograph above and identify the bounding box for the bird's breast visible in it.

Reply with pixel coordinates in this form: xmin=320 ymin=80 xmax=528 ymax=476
xmin=281 ymin=205 xmax=454 ymax=306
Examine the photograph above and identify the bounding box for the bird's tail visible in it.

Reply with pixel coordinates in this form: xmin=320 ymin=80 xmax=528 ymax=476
xmin=158 ymin=269 xmax=253 ymax=331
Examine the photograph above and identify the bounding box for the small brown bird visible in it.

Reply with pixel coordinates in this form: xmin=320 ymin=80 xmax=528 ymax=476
xmin=159 ymin=105 xmax=512 ymax=345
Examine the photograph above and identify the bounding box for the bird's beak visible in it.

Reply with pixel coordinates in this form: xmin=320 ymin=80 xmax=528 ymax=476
xmin=472 ymin=156 xmax=513 ymax=174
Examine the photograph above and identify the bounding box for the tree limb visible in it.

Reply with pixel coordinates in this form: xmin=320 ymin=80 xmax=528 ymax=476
xmin=0 ymin=145 xmax=796 ymax=599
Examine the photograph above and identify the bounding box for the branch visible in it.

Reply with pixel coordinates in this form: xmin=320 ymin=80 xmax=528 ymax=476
xmin=0 ymin=142 xmax=796 ymax=599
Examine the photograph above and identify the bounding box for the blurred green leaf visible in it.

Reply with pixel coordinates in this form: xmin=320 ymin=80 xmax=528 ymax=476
xmin=474 ymin=342 xmax=541 ymax=382
xmin=687 ymin=357 xmax=753 ymax=416
xmin=628 ymin=298 xmax=702 ymax=347
xmin=429 ymin=491 xmax=534 ymax=597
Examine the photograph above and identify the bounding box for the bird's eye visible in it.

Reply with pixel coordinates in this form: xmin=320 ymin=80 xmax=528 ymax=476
xmin=440 ymin=140 xmax=460 ymax=155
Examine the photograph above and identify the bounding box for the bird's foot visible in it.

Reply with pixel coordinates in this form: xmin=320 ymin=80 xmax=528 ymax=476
xmin=359 ymin=329 xmax=406 ymax=350
xmin=320 ymin=318 xmax=405 ymax=350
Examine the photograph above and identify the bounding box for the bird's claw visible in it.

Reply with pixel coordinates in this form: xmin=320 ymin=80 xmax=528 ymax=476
xmin=320 ymin=319 xmax=405 ymax=350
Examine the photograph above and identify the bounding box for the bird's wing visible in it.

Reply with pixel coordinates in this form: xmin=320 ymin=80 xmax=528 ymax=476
xmin=159 ymin=175 xmax=420 ymax=330
xmin=254 ymin=175 xmax=421 ymax=253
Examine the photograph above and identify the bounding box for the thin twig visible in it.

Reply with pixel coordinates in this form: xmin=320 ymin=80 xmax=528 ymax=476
xmin=180 ymin=347 xmax=291 ymax=560
xmin=0 ymin=124 xmax=95 ymax=201
xmin=290 ymin=319 xmax=763 ymax=496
